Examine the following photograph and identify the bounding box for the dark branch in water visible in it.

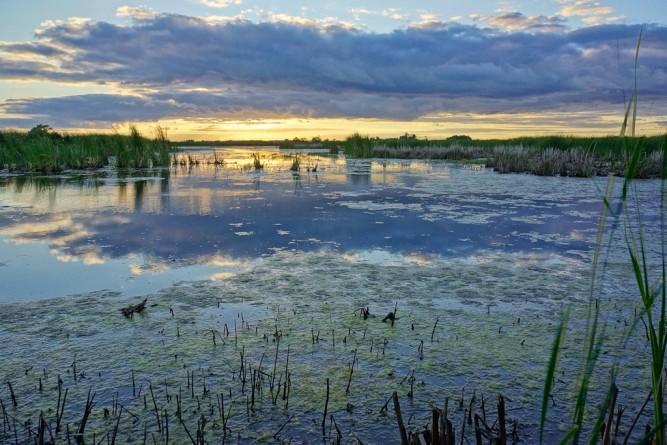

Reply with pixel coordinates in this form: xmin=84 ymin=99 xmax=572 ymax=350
xmin=121 ymin=298 xmax=148 ymax=318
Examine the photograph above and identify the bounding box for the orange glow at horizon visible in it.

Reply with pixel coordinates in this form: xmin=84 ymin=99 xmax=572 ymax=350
xmin=3 ymin=113 xmax=667 ymax=141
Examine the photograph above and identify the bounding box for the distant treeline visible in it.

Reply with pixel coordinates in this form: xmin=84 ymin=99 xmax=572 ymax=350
xmin=174 ymin=137 xmax=340 ymax=151
xmin=174 ymin=140 xmax=281 ymax=147
xmin=0 ymin=125 xmax=171 ymax=173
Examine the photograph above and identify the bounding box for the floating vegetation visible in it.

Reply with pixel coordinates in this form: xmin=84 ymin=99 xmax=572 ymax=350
xmin=0 ymin=125 xmax=171 ymax=173
xmin=0 ymin=245 xmax=659 ymax=443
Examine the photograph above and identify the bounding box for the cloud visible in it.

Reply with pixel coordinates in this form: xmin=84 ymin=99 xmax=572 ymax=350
xmin=559 ymin=1 xmax=613 ymax=17
xmin=200 ymin=0 xmax=242 ymax=8
xmin=381 ymin=9 xmax=406 ymax=21
xmin=0 ymin=13 xmax=664 ymax=127
xmin=558 ymin=1 xmax=623 ymax=25
xmin=116 ymin=6 xmax=156 ymax=20
xmin=484 ymin=12 xmax=566 ymax=32
xmin=267 ymin=14 xmax=359 ymax=30
xmin=349 ymin=8 xmax=406 ymax=21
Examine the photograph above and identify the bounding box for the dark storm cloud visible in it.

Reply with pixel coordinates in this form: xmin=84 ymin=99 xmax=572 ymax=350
xmin=1 ymin=13 xmax=665 ymax=125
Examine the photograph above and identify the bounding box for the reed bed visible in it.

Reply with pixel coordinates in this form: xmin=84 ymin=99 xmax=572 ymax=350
xmin=374 ymin=134 xmax=666 ymax=155
xmin=355 ymin=139 xmax=664 ymax=178
xmin=0 ymin=125 xmax=171 ymax=173
xmin=343 ymin=133 xmax=374 ymax=158
xmin=373 ymin=144 xmax=486 ymax=161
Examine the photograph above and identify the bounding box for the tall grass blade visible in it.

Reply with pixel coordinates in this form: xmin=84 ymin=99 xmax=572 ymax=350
xmin=540 ymin=311 xmax=569 ymax=445
xmin=621 ymin=27 xmax=643 ymax=137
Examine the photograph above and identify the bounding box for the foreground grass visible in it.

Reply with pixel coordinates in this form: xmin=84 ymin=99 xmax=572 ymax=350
xmin=342 ymin=134 xmax=666 ymax=178
xmin=538 ymin=137 xmax=667 ymax=445
xmin=0 ymin=125 xmax=171 ymax=173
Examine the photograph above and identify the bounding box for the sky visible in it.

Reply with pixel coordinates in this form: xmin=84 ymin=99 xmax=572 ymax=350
xmin=0 ymin=0 xmax=666 ymax=140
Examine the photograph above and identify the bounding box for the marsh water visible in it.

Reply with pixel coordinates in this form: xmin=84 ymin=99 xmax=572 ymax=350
xmin=0 ymin=147 xmax=663 ymax=443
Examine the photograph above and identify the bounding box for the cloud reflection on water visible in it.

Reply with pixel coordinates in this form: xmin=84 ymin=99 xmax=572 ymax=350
xmin=0 ymin=147 xmax=659 ymax=301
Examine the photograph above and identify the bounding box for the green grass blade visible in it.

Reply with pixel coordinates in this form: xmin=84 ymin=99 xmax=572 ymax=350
xmin=540 ymin=311 xmax=569 ymax=444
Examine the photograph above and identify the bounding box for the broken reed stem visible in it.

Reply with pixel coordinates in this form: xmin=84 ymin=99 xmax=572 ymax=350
xmin=322 ymin=378 xmax=330 ymax=437
xmin=6 ymin=382 xmax=16 ymax=408
xmin=474 ymin=414 xmax=483 ymax=445
xmin=393 ymin=391 xmax=409 ymax=445
xmin=273 ymin=414 xmax=294 ymax=439
xmin=282 ymin=345 xmax=290 ymax=401
xmin=56 ymin=387 xmax=68 ymax=434
xmin=75 ymin=389 xmax=95 ymax=445
xmin=149 ymin=383 xmax=161 ymax=432
xmin=432 ymin=409 xmax=441 ymax=444
xmin=623 ymin=389 xmax=652 ymax=445
xmin=346 ymin=349 xmax=357 ymax=395
xmin=110 ymin=405 xmax=123 ymax=445
xmin=497 ymin=394 xmax=507 ymax=445
xmin=271 ymin=336 xmax=279 ymax=393
xmin=602 ymin=383 xmax=619 ymax=445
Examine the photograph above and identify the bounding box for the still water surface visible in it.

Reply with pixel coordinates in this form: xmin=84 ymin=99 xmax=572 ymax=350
xmin=0 ymin=147 xmax=662 ymax=442
xmin=0 ymin=147 xmax=613 ymax=302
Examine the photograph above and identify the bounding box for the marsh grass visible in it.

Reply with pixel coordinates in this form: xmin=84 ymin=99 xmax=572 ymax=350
xmin=619 ymin=136 xmax=667 ymax=445
xmin=542 ymin=138 xmax=667 ymax=444
xmin=345 ymin=134 xmax=665 ymax=178
xmin=373 ymin=144 xmax=486 ymax=160
xmin=0 ymin=125 xmax=171 ymax=173
xmin=343 ymin=133 xmax=374 ymax=157
xmin=376 ymin=134 xmax=666 ymax=156
xmin=290 ymin=155 xmax=300 ymax=172
xmin=252 ymin=152 xmax=264 ymax=170
xmin=540 ymin=28 xmax=667 ymax=441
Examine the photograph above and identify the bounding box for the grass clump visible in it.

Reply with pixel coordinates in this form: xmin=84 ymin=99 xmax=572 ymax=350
xmin=290 ymin=155 xmax=300 ymax=172
xmin=252 ymin=152 xmax=264 ymax=170
xmin=486 ymin=146 xmax=597 ymax=177
xmin=0 ymin=125 xmax=171 ymax=173
xmin=343 ymin=133 xmax=374 ymax=157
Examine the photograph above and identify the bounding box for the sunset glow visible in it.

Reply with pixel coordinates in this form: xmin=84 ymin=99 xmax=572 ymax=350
xmin=1 ymin=1 xmax=666 ymax=139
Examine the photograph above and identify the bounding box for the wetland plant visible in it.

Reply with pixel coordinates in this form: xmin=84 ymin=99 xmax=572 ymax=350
xmin=0 ymin=125 xmax=171 ymax=173
xmin=347 ymin=133 xmax=665 ymax=178
xmin=540 ymin=137 xmax=667 ymax=444
xmin=540 ymin=32 xmax=667 ymax=441
xmin=344 ymin=133 xmax=374 ymax=157
xmin=290 ymin=155 xmax=300 ymax=172
xmin=252 ymin=152 xmax=264 ymax=170
xmin=373 ymin=144 xmax=487 ymax=161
